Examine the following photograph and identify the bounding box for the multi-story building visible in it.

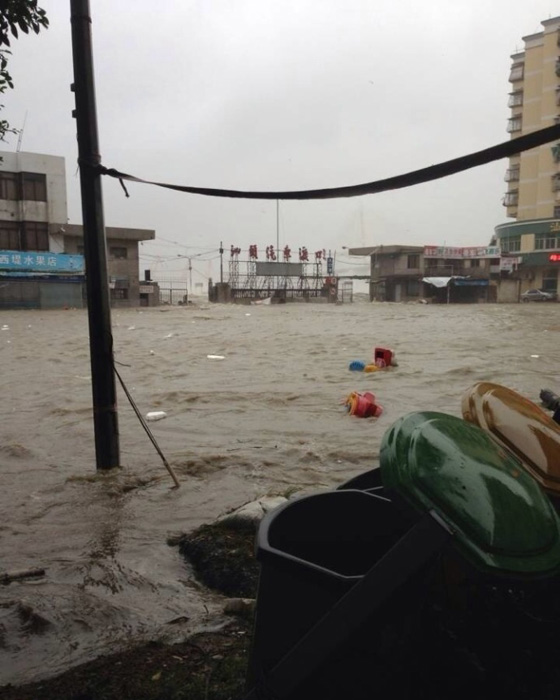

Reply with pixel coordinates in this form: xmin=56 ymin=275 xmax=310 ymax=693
xmin=0 ymin=151 xmax=156 ymax=308
xmin=348 ymin=245 xmax=506 ymax=303
xmin=495 ymin=16 xmax=560 ymax=295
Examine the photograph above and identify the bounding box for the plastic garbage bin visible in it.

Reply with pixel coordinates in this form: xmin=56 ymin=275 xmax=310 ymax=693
xmin=247 ymin=489 xmax=430 ymax=699
xmin=336 ymin=466 xmax=384 ymax=494
xmin=380 ymin=411 xmax=560 ymax=579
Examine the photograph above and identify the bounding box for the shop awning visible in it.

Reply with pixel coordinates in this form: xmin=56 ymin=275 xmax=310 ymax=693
xmin=422 ymin=276 xmax=489 ymax=288
xmin=422 ymin=277 xmax=453 ymax=288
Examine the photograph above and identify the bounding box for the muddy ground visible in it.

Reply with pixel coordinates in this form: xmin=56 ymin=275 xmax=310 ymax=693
xmin=0 ymin=522 xmax=258 ymax=700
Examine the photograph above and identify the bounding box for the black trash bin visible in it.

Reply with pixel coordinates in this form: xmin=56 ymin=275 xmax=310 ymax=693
xmin=337 ymin=466 xmax=384 ymax=494
xmin=247 ymin=489 xmax=432 ymax=699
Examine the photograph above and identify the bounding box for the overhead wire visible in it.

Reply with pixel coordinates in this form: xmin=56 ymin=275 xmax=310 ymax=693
xmin=94 ymin=124 xmax=560 ymax=201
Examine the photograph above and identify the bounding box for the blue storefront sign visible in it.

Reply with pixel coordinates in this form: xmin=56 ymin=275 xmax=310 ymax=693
xmin=0 ymin=250 xmax=84 ymax=274
xmin=453 ymin=279 xmax=489 ymax=286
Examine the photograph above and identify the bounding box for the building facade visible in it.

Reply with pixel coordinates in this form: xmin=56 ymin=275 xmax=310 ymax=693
xmin=348 ymin=245 xmax=511 ymax=303
xmin=495 ymin=16 xmax=560 ymax=294
xmin=0 ymin=151 xmax=155 ymax=309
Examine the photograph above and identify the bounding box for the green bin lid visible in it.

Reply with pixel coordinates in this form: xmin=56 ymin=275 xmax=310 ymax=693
xmin=380 ymin=411 xmax=560 ymax=578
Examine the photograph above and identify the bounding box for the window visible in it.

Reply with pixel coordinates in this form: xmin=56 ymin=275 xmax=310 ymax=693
xmin=0 ymin=172 xmax=18 ymax=200
xmin=553 ymin=175 xmax=560 ymax=192
xmin=470 ymin=259 xmax=481 ymax=268
xmin=407 ymin=254 xmax=419 ymax=269
xmin=77 ymin=245 xmax=84 ymax=255
xmin=501 ymin=236 xmax=521 ymax=253
xmin=554 ymin=205 xmax=560 ymax=217
xmin=21 ymin=222 xmax=48 ymax=251
xmin=507 ymin=117 xmax=522 ymax=133
xmin=110 ymin=288 xmax=129 ymax=300
xmin=110 ymin=246 xmax=128 ymax=259
xmin=509 ymin=64 xmax=524 ymax=82
xmin=21 ymin=173 xmax=47 ymax=201
xmin=503 ymin=191 xmax=518 ymax=206
xmin=505 ymin=166 xmax=520 ymax=182
xmin=508 ymin=91 xmax=523 ymax=107
xmin=0 ymin=221 xmax=20 ymax=249
xmin=552 ymin=143 xmax=560 ymax=163
xmin=535 ymin=234 xmax=559 ymax=250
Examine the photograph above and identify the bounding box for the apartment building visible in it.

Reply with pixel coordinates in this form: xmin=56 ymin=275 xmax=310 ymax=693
xmin=0 ymin=151 xmax=155 ymax=308
xmin=496 ymin=16 xmax=560 ymax=294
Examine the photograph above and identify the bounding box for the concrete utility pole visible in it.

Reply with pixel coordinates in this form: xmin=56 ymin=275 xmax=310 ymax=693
xmin=70 ymin=0 xmax=120 ymax=470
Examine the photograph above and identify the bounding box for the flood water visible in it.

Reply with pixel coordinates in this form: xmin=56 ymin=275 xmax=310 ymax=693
xmin=1 ymin=298 xmax=559 ymax=686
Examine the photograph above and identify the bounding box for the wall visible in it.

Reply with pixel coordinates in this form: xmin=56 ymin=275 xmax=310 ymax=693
xmin=0 ymin=152 xmax=68 ymax=225
xmin=496 ymin=279 xmax=520 ymax=302
xmin=62 ymin=225 xmax=155 ymax=308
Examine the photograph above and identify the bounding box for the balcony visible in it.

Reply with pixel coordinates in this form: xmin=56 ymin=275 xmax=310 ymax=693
xmin=507 ymin=117 xmax=522 ymax=133
xmin=509 ymin=64 xmax=524 ymax=82
xmin=503 ymin=191 xmax=519 ymax=207
xmin=556 ymin=59 xmax=560 ymax=77
xmin=508 ymin=91 xmax=523 ymax=108
xmin=505 ymin=167 xmax=520 ymax=182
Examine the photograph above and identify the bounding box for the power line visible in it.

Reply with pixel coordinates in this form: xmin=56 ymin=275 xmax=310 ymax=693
xmin=97 ymin=124 xmax=560 ymax=201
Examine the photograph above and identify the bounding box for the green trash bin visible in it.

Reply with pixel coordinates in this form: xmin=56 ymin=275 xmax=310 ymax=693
xmin=379 ymin=411 xmax=560 ymax=579
xmin=378 ymin=411 xmax=560 ymax=698
xmin=246 ymin=412 xmax=560 ymax=700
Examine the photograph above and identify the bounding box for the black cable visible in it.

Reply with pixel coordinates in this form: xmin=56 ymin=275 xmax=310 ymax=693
xmin=94 ymin=123 xmax=560 ymax=201
xmin=113 ymin=362 xmax=180 ymax=488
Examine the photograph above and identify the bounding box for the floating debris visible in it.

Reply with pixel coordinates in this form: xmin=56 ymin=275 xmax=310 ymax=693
xmin=146 ymin=411 xmax=167 ymax=422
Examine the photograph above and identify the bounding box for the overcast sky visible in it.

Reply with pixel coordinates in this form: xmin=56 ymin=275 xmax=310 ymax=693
xmin=3 ymin=1 xmax=560 ymax=286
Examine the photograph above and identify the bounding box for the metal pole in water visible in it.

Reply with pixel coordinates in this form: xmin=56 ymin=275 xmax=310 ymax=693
xmin=276 ymin=199 xmax=279 ymax=260
xmin=70 ymin=0 xmax=120 ymax=470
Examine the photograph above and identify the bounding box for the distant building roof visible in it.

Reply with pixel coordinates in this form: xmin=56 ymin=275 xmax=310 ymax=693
xmin=58 ymin=223 xmax=155 ymax=242
xmin=347 ymin=245 xmax=423 ymax=257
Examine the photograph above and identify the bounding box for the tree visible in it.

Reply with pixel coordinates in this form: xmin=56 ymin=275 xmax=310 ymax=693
xmin=0 ymin=1 xmax=49 ymax=142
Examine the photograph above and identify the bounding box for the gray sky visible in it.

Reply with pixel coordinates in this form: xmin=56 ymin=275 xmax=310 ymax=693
xmin=4 ymin=1 xmax=560 ymax=286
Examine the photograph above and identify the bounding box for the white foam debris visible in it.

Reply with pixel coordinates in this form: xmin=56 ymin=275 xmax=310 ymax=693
xmin=146 ymin=411 xmax=167 ymax=422
xmin=1 ymin=325 xmax=9 ymax=330
xmin=128 ymin=326 xmax=136 ymax=331
xmin=207 ymin=354 xmax=225 ymax=360
xmin=216 ymin=496 xmax=288 ymax=529
xmin=164 ymin=333 xmax=173 ymax=338
xmin=531 ymin=354 xmax=540 ymax=358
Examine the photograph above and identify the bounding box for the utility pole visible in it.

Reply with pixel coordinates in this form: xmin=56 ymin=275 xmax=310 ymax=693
xmin=219 ymin=241 xmax=224 ymax=284
xmin=70 ymin=0 xmax=120 ymax=470
xmin=276 ymin=199 xmax=279 ymax=260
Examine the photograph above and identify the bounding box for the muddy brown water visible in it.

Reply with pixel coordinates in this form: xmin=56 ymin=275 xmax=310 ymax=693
xmin=1 ymin=298 xmax=559 ymax=685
